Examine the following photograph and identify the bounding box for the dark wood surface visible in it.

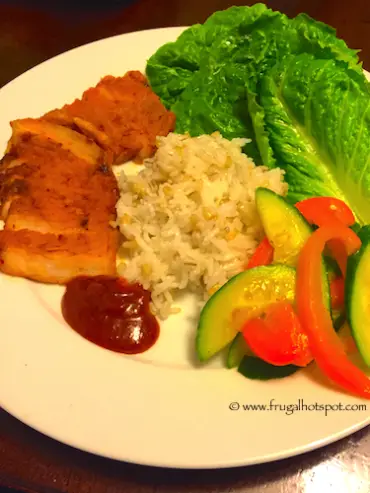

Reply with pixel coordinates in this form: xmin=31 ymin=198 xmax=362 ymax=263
xmin=1 ymin=1 xmax=370 ymax=492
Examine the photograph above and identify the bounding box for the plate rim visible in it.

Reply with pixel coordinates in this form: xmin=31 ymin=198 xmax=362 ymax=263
xmin=1 ymin=397 xmax=369 ymax=469
xmin=1 ymin=26 xmax=370 ymax=470
xmin=0 ymin=25 xmax=188 ymax=93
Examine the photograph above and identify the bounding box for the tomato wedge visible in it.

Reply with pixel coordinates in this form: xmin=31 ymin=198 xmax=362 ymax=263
xmin=241 ymin=301 xmax=312 ymax=367
xmin=295 ymin=197 xmax=355 ymax=228
xmin=295 ymin=225 xmax=370 ymax=399
xmin=246 ymin=236 xmax=273 ymax=268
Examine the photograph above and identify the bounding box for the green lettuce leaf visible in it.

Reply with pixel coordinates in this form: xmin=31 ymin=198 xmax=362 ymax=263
xmin=291 ymin=13 xmax=361 ymax=71
xmin=245 ymin=11 xmax=363 ymax=168
xmin=145 ymin=24 xmax=204 ymax=108
xmin=259 ymin=53 xmax=370 ymax=223
xmin=146 ymin=4 xmax=275 ymax=109
xmin=147 ymin=4 xmax=291 ymax=162
xmin=246 ymin=89 xmax=277 ymax=168
xmin=146 ymin=5 xmax=369 ymax=214
xmin=146 ymin=4 xmax=362 ymax=167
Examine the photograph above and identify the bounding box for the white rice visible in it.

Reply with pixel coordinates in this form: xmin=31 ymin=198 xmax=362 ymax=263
xmin=115 ymin=132 xmax=288 ymax=319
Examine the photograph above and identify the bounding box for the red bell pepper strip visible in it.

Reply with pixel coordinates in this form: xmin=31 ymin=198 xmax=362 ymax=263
xmin=329 ymin=277 xmax=345 ymax=310
xmin=327 ymin=240 xmax=348 ymax=277
xmin=295 ymin=225 xmax=370 ymax=399
xmin=295 ymin=197 xmax=355 ymax=228
xmin=241 ymin=301 xmax=312 ymax=367
xmin=296 ymin=197 xmax=355 ymax=276
xmin=341 ymin=335 xmax=358 ymax=355
xmin=246 ymin=236 xmax=274 ymax=269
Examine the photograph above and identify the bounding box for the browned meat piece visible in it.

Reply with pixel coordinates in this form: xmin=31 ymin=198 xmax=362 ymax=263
xmin=43 ymin=71 xmax=176 ymax=165
xmin=0 ymin=121 xmax=119 ymax=284
xmin=0 ymin=230 xmax=117 ymax=284
xmin=6 ymin=118 xmax=105 ymax=164
xmin=0 ymin=70 xmax=175 ymax=285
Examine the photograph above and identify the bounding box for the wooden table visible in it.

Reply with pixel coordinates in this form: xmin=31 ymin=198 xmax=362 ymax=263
xmin=1 ymin=1 xmax=370 ymax=492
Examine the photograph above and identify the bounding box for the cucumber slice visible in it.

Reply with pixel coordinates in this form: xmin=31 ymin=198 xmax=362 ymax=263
xmin=227 ymin=332 xmax=252 ymax=368
xmin=238 ymin=356 xmax=299 ymax=380
xmin=255 ymin=188 xmax=312 ymax=267
xmin=255 ymin=188 xmax=331 ymax=312
xmin=196 ymin=265 xmax=296 ymax=362
xmin=345 ymin=225 xmax=370 ymax=366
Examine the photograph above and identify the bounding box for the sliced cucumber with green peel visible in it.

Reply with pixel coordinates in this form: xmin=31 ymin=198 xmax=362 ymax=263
xmin=345 ymin=225 xmax=370 ymax=366
xmin=196 ymin=265 xmax=296 ymax=362
xmin=255 ymin=187 xmax=312 ymax=267
xmin=255 ymin=188 xmax=331 ymax=312
xmin=227 ymin=332 xmax=252 ymax=368
xmin=238 ymin=356 xmax=300 ymax=380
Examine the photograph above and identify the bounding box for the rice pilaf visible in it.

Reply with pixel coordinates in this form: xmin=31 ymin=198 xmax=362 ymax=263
xmin=116 ymin=132 xmax=287 ymax=319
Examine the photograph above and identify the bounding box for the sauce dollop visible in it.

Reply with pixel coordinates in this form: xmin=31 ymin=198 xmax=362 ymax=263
xmin=62 ymin=276 xmax=159 ymax=354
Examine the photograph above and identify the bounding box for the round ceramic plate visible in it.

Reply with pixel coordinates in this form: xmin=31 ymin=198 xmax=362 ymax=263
xmin=0 ymin=27 xmax=369 ymax=469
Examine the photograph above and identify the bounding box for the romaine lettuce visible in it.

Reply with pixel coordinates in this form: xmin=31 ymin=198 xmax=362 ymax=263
xmin=147 ymin=4 xmax=291 ymax=162
xmin=146 ymin=4 xmax=370 ymax=220
xmin=146 ymin=4 xmax=276 ymax=108
xmin=259 ymin=54 xmax=370 ymax=223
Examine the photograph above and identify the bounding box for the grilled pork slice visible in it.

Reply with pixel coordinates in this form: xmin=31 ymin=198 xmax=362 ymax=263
xmin=6 ymin=118 xmax=104 ymax=164
xmin=0 ymin=230 xmax=117 ymax=284
xmin=43 ymin=70 xmax=176 ymax=165
xmin=0 ymin=120 xmax=119 ymax=283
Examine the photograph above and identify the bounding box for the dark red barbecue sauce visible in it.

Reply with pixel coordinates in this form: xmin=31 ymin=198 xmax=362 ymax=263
xmin=61 ymin=276 xmax=159 ymax=354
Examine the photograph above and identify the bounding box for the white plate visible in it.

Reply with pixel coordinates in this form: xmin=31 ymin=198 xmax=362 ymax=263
xmin=0 ymin=27 xmax=369 ymax=469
